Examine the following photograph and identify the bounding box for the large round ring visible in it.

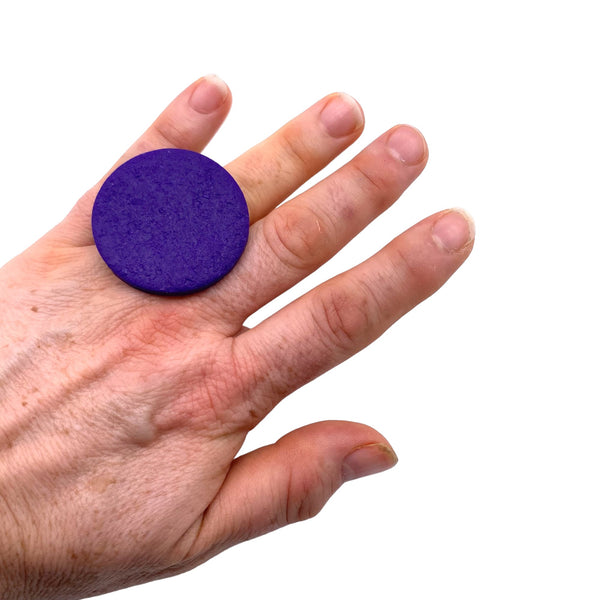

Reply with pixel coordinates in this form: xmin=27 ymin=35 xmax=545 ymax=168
xmin=92 ymin=149 xmax=249 ymax=295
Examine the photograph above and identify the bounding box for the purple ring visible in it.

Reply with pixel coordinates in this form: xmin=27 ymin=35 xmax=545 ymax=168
xmin=92 ymin=149 xmax=249 ymax=295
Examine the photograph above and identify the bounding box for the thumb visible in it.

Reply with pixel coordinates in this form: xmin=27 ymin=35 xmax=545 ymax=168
xmin=187 ymin=420 xmax=397 ymax=563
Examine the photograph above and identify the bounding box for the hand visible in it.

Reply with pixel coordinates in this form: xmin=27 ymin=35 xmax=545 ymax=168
xmin=0 ymin=75 xmax=474 ymax=599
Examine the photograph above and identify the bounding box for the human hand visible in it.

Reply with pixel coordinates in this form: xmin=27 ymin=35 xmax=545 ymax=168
xmin=0 ymin=75 xmax=474 ymax=599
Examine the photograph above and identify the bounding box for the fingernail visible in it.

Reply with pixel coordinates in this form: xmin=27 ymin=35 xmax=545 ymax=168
xmin=189 ymin=75 xmax=229 ymax=114
xmin=431 ymin=209 xmax=475 ymax=253
xmin=387 ymin=125 xmax=427 ymax=166
xmin=341 ymin=443 xmax=398 ymax=483
xmin=320 ymin=93 xmax=364 ymax=138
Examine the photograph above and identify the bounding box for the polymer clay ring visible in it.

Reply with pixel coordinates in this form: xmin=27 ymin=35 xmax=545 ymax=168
xmin=92 ymin=149 xmax=249 ymax=295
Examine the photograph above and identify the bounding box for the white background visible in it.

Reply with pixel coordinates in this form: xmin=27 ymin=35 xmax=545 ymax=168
xmin=1 ymin=1 xmax=599 ymax=598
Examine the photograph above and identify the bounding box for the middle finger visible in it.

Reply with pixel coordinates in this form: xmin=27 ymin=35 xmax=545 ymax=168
xmin=227 ymin=93 xmax=364 ymax=223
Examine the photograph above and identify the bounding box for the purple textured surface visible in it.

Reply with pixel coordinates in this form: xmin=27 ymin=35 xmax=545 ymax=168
xmin=92 ymin=149 xmax=249 ymax=295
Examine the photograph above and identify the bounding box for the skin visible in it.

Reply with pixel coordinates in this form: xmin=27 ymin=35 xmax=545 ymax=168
xmin=0 ymin=75 xmax=474 ymax=599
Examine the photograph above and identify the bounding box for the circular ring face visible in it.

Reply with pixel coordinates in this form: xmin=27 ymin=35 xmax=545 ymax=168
xmin=92 ymin=149 xmax=249 ymax=295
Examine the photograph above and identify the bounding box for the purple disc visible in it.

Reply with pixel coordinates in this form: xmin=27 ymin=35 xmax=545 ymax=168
xmin=92 ymin=149 xmax=249 ymax=295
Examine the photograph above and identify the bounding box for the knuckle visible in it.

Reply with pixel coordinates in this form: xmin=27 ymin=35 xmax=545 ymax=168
xmin=263 ymin=204 xmax=330 ymax=272
xmin=120 ymin=304 xmax=193 ymax=358
xmin=278 ymin=126 xmax=314 ymax=175
xmin=170 ymin=372 xmax=237 ymax=432
xmin=154 ymin=338 xmax=250 ymax=434
xmin=23 ymin=243 xmax=78 ymax=278
xmin=285 ymin=469 xmax=334 ymax=524
xmin=347 ymin=154 xmax=392 ymax=207
xmin=390 ymin=239 xmax=438 ymax=296
xmin=312 ymin=283 xmax=370 ymax=351
xmin=102 ymin=303 xmax=203 ymax=384
xmin=151 ymin=114 xmax=191 ymax=149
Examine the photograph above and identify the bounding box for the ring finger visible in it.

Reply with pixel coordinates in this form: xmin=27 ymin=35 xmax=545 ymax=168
xmin=57 ymin=75 xmax=233 ymax=246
